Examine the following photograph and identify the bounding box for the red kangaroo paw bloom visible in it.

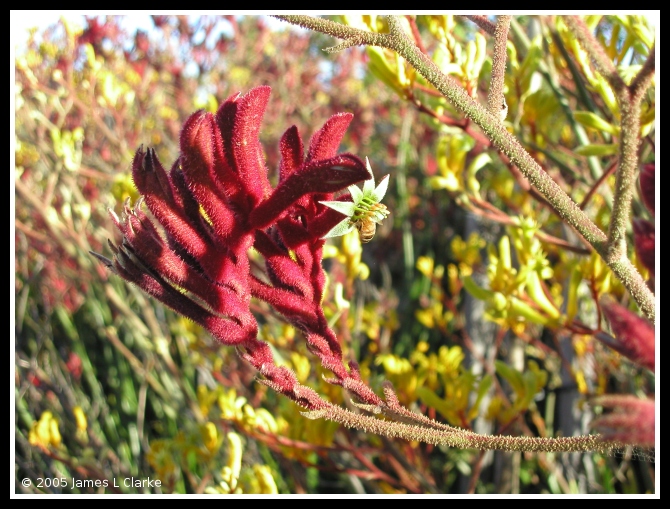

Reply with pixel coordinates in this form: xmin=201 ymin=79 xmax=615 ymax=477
xmin=96 ymin=86 xmax=375 ymax=410
xmin=591 ymin=395 xmax=655 ymax=448
xmin=598 ymin=295 xmax=655 ymax=372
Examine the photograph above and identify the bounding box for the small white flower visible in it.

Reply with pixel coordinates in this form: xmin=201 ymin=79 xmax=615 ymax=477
xmin=320 ymin=158 xmax=390 ymax=241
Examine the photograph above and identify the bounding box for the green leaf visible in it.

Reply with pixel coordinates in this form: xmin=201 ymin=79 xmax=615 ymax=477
xmin=468 ymin=374 xmax=493 ymax=420
xmin=463 ymin=276 xmax=494 ymax=301
xmin=416 ymin=386 xmax=454 ymax=422
xmin=367 ymin=47 xmax=405 ymax=97
xmin=573 ymin=111 xmax=619 ymax=135
xmin=575 ymin=143 xmax=618 ymax=156
xmin=508 ymin=296 xmax=550 ymax=325
xmin=495 ymin=360 xmax=525 ymax=397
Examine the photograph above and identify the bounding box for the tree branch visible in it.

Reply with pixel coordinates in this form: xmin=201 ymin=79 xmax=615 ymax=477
xmin=563 ymin=17 xmax=655 ymax=321
xmin=274 ymin=14 xmax=654 ymax=323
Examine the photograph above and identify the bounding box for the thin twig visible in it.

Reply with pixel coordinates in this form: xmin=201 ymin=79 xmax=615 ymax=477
xmin=405 ymin=15 xmax=427 ymax=55
xmin=468 ymin=197 xmax=591 ymax=255
xmin=580 ymin=158 xmax=618 ymax=209
xmin=381 ymin=437 xmax=440 ymax=493
xmin=467 ymin=450 xmax=488 ymax=494
xmin=630 ymin=44 xmax=655 ymax=99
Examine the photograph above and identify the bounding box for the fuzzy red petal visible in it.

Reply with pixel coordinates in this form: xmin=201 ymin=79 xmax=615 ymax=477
xmin=180 ymin=111 xmax=239 ymax=241
xmin=307 ymin=112 xmax=354 ymax=162
xmin=598 ymin=295 xmax=655 ymax=371
xmin=591 ymin=395 xmax=655 ymax=448
xmin=248 ymin=154 xmax=368 ymax=229
xmin=279 ymin=125 xmax=305 ymax=182
xmin=216 ymin=87 xmax=272 ymax=205
xmin=131 ymin=146 xmax=210 ymax=259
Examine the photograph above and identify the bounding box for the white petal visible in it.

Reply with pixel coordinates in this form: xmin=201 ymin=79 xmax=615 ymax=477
xmin=371 ymin=174 xmax=390 ymax=202
xmin=319 ymin=200 xmax=356 ymax=216
xmin=362 ymin=157 xmax=376 ymax=195
xmin=322 ymin=219 xmax=355 ymax=239
xmin=363 ymin=177 xmax=376 ymax=196
xmin=365 ymin=157 xmax=374 ymax=178
xmin=348 ymin=184 xmax=363 ymax=204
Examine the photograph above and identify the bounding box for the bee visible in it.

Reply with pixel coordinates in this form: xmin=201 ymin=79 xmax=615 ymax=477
xmin=351 ymin=203 xmax=389 ymax=243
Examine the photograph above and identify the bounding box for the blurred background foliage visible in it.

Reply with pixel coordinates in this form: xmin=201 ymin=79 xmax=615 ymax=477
xmin=14 ymin=15 xmax=654 ymax=494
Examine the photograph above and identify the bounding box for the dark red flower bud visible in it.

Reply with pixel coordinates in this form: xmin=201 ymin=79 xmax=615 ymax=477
xmin=639 ymin=162 xmax=655 ymax=216
xmin=591 ymin=395 xmax=654 ymax=448
xmin=180 ymin=111 xmax=238 ymax=241
xmin=633 ymin=218 xmax=655 ymax=277
xmin=130 ymin=148 xmax=210 ymax=261
xmin=131 ymin=146 xmax=174 ymax=205
xmin=598 ymin=295 xmax=654 ymax=372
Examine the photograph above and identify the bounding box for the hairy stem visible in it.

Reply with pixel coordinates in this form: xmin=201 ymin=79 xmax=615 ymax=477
xmin=630 ymin=43 xmax=655 ymax=98
xmin=303 ymin=401 xmax=619 ymax=454
xmin=606 ymin=94 xmax=640 ymax=261
xmin=487 ymin=15 xmax=511 ymax=119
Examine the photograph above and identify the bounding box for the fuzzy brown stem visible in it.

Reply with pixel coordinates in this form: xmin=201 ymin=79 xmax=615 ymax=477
xmin=630 ymin=44 xmax=655 ymax=98
xmin=487 ymin=15 xmax=511 ymax=119
xmin=606 ymin=95 xmax=640 ymax=262
xmin=303 ymin=401 xmax=620 ymax=454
